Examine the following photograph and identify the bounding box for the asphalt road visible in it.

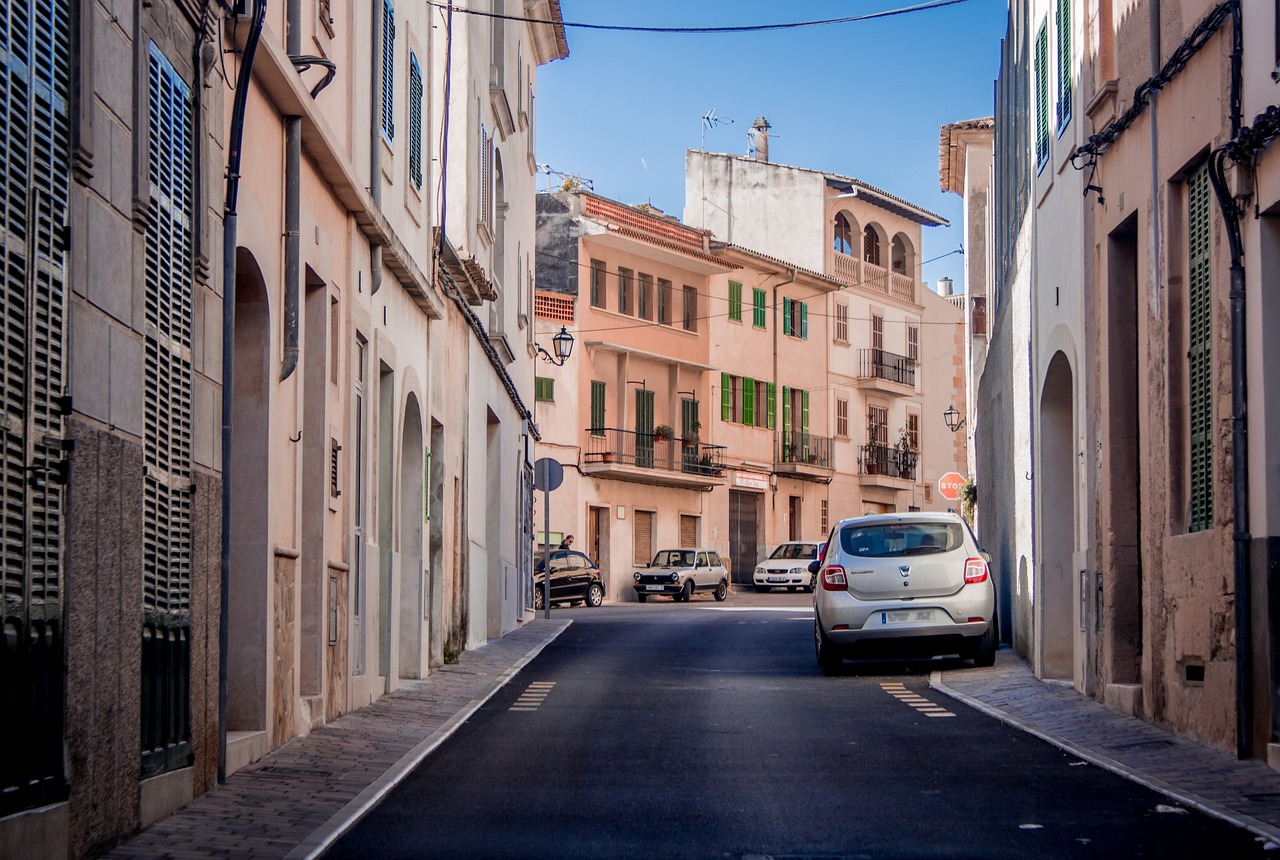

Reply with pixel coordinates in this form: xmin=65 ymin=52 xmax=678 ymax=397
xmin=327 ymin=589 xmax=1269 ymax=859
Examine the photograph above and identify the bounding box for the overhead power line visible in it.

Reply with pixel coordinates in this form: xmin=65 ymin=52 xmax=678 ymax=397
xmin=425 ymin=0 xmax=974 ymax=34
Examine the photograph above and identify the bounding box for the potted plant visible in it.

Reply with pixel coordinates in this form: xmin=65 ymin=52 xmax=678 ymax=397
xmin=894 ymin=426 xmax=918 ymax=479
xmin=682 ymin=421 xmax=701 ymax=448
xmin=654 ymin=424 xmax=674 ymax=441
xmin=601 ymin=450 xmax=615 ymax=463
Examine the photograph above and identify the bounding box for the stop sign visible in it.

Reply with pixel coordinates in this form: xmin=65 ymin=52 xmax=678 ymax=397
xmin=938 ymin=472 xmax=966 ymax=502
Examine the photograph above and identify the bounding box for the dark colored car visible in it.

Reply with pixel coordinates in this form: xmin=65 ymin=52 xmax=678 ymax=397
xmin=534 ymin=550 xmax=606 ymax=609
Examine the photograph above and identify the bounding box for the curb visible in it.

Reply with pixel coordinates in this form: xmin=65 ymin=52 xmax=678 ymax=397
xmin=286 ymin=619 xmax=572 ymax=859
xmin=929 ymin=668 xmax=1280 ymax=846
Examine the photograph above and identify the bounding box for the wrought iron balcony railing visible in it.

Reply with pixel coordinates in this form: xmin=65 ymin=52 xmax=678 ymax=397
xmin=777 ymin=430 xmax=833 ymax=469
xmin=584 ymin=428 xmax=726 ymax=476
xmin=858 ymin=348 xmax=916 ymax=387
xmin=857 ymin=442 xmax=918 ymax=481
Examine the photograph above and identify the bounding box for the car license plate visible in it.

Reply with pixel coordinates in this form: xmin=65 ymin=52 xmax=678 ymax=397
xmin=645 ymin=585 xmax=664 ymax=592
xmin=767 ymin=576 xmax=787 ymax=583
xmin=882 ymin=609 xmax=935 ymax=624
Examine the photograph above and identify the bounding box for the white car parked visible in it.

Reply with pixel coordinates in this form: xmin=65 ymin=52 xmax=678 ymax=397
xmin=753 ymin=541 xmax=824 ymax=592
xmin=633 ymin=548 xmax=729 ymax=603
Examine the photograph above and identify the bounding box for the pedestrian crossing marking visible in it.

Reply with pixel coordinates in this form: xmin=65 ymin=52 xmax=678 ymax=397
xmin=510 ymin=681 xmax=556 ymax=711
xmin=880 ymin=682 xmax=955 ymax=718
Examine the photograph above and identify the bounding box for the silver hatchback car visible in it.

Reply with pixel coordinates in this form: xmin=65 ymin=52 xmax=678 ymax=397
xmin=812 ymin=512 xmax=996 ymax=674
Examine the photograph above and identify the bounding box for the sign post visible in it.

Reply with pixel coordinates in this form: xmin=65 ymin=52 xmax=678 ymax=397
xmin=533 ymin=458 xmax=564 ymax=619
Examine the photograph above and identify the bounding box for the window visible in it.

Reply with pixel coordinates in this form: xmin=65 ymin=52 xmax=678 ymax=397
xmin=908 ymin=324 xmax=919 ymax=363
xmin=380 ymin=0 xmax=395 ymax=141
xmin=872 ymin=314 xmax=884 ymax=350
xmin=783 ymin=298 xmax=808 ymax=339
xmin=634 ymin=510 xmax=654 ymax=565
xmin=1055 ymin=0 xmax=1072 ymax=132
xmin=836 ymin=398 xmax=849 ymax=437
xmin=752 ymin=288 xmax=766 ymax=328
xmin=863 ymin=226 xmax=881 ymax=266
xmin=868 ymin=404 xmax=888 ymax=444
xmin=780 ymin=386 xmax=809 ymax=434
xmin=589 ymin=259 xmax=604 ymax=308
xmin=534 ymin=376 xmax=554 ymax=401
xmin=721 ymin=373 xmax=774 ymax=427
xmin=835 ymin=303 xmax=849 ymax=342
xmin=590 ymin=380 xmax=605 ymax=435
xmin=907 ymin=413 xmax=919 ymax=450
xmin=617 ymin=267 xmax=632 ymax=314
xmin=657 ymin=278 xmax=672 ymax=325
xmin=1035 ymin=20 xmax=1049 ymax=167
xmin=408 ymin=53 xmax=423 ymax=188
xmin=834 ymin=212 xmax=853 ymax=255
xmin=1187 ymin=162 xmax=1213 ymax=532
xmin=491 ymin=0 xmax=505 ymax=90
xmin=479 ymin=124 xmax=493 ymax=230
xmin=638 ymin=273 xmax=653 ymax=320
xmin=728 ymin=280 xmax=743 ymax=322
xmin=683 ymin=285 xmax=697 ymax=331
xmin=821 ymin=499 xmax=829 ymax=535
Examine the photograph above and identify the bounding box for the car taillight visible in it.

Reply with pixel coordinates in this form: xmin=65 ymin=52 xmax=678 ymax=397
xmin=964 ymin=557 xmax=989 ymax=584
xmin=821 ymin=565 xmax=848 ymax=591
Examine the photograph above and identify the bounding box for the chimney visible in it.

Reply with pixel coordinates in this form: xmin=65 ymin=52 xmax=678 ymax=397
xmin=750 ymin=117 xmax=771 ymax=162
xmin=938 ymin=276 xmax=954 ymax=296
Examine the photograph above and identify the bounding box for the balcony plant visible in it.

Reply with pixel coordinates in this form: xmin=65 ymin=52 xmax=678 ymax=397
xmin=654 ymin=424 xmax=674 ymax=441
xmin=894 ymin=426 xmax=918 ymax=479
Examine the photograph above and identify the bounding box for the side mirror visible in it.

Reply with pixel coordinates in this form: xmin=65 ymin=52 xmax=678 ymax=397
xmin=980 ymin=550 xmax=992 ymax=564
xmin=807 ymin=560 xmax=820 ymax=574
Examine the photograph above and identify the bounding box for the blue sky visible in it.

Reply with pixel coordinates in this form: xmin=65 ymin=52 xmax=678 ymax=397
xmin=536 ymin=0 xmax=1008 ymax=291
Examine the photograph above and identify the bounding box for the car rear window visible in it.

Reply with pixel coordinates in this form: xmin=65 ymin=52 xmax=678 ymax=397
xmin=838 ymin=522 xmax=964 ymax=558
xmin=769 ymin=543 xmax=818 ymax=560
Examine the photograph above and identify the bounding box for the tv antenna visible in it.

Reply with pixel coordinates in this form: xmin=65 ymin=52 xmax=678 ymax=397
xmin=536 ymin=163 xmax=593 ymax=194
xmin=700 ymin=109 xmax=733 ymax=150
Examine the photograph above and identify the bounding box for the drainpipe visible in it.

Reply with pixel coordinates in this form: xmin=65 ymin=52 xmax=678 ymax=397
xmin=772 ymin=268 xmax=796 ymax=500
xmin=369 ymin=1 xmax=384 ymax=295
xmin=280 ymin=0 xmax=302 ymax=381
xmin=219 ymin=0 xmax=267 ymax=784
xmin=1207 ymin=1 xmax=1249 ymax=760
xmin=1148 ymin=0 xmax=1162 ymax=318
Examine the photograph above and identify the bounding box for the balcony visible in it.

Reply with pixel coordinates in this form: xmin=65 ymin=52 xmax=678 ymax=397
xmin=775 ymin=430 xmax=834 ymax=481
xmin=856 ymin=348 xmax=916 ymax=393
xmin=582 ymin=428 xmax=727 ymax=489
xmin=831 ymin=254 xmax=917 ymax=303
xmin=857 ymin=443 xmax=918 ymax=488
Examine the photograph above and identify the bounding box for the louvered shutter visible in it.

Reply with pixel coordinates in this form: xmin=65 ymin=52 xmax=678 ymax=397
xmin=680 ymin=515 xmax=697 ymax=548
xmin=1055 ymin=0 xmax=1071 ymax=129
xmin=783 ymin=297 xmax=792 ymax=335
xmin=141 ymin=43 xmax=195 ymax=778
xmin=728 ymin=281 xmax=742 ymax=321
xmin=0 ymin=0 xmax=72 ymax=815
xmin=408 ymin=53 xmax=423 ymax=188
xmin=800 ymin=303 xmax=809 ymax=340
xmin=782 ymin=386 xmax=791 ymax=431
xmin=590 ymin=380 xmax=605 ymax=436
xmin=801 ymin=390 xmax=810 ymax=435
xmin=766 ymin=383 xmax=776 ymax=430
xmin=721 ymin=372 xmax=731 ymax=421
xmin=634 ymin=510 xmax=653 ymax=565
xmin=1188 ymin=163 xmax=1213 ymax=532
xmin=381 ymin=0 xmax=396 ymax=141
xmin=635 ymin=388 xmax=654 ymax=468
xmin=743 ymin=377 xmax=755 ymax=426
xmin=1035 ymin=22 xmax=1049 ymax=166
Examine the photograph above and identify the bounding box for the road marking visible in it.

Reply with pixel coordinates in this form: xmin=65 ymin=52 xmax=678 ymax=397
xmin=510 ymin=681 xmax=556 ymax=712
xmin=702 ymin=606 xmax=814 ymax=613
xmin=880 ymin=681 xmax=955 ymax=718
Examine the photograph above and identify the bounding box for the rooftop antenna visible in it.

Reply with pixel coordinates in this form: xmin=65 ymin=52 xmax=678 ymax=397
xmin=700 ymin=109 xmax=733 ymax=150
xmin=537 ymin=163 xmax=593 ymax=193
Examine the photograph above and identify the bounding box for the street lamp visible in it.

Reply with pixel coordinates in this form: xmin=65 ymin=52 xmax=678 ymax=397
xmin=536 ymin=325 xmax=575 ymax=366
xmin=943 ymin=404 xmax=966 ymax=433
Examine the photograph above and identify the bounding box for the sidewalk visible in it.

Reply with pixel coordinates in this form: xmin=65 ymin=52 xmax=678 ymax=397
xmin=106 ymin=618 xmax=572 ymax=860
xmin=933 ymin=648 xmax=1280 ymax=845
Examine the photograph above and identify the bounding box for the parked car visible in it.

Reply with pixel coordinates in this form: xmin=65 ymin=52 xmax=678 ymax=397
xmin=811 ymin=512 xmax=996 ymax=673
xmin=534 ymin=549 xmax=606 ymax=609
xmin=633 ymin=548 xmax=729 ymax=603
xmin=753 ymin=541 xmax=824 ymax=592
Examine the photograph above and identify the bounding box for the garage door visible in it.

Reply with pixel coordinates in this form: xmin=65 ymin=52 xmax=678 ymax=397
xmin=728 ymin=490 xmax=760 ymax=584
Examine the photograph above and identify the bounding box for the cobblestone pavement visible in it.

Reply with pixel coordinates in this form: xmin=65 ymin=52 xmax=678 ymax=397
xmin=933 ymin=648 xmax=1280 ymax=845
xmin=106 ymin=619 xmax=572 ymax=860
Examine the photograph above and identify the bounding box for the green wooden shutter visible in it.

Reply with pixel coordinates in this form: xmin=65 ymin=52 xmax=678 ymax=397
xmin=782 ymin=386 xmax=791 ymax=431
xmin=1055 ymin=0 xmax=1071 ymax=130
xmin=590 ymin=380 xmax=605 ymax=435
xmin=783 ymin=297 xmax=792 ymax=335
xmin=801 ymin=390 xmax=810 ymax=434
xmin=721 ymin=372 xmax=731 ymax=421
xmin=766 ymin=383 xmax=776 ymax=429
xmin=743 ymin=377 xmax=755 ymax=425
xmin=753 ymin=288 xmax=766 ymax=328
xmin=636 ymin=388 xmax=655 ymax=468
xmin=408 ymin=53 xmax=423 ymax=187
xmin=800 ymin=303 xmax=809 ymax=340
xmin=535 ymin=377 xmax=554 ymax=401
xmin=1188 ymin=163 xmax=1213 ymax=532
xmin=381 ymin=0 xmax=396 ymax=141
xmin=729 ymin=281 xmax=742 ymax=321
xmin=1035 ymin=21 xmax=1048 ymax=166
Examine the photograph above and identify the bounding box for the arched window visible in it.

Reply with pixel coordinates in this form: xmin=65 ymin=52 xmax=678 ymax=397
xmin=863 ymin=225 xmax=881 ymax=267
xmin=891 ymin=234 xmax=909 ymax=272
xmin=833 ymin=212 xmax=853 ymax=256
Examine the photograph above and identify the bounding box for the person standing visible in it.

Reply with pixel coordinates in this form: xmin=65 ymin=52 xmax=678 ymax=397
xmin=558 ymin=534 xmax=574 ymax=550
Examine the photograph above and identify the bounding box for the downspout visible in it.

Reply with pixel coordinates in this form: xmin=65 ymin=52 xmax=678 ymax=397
xmin=1207 ymin=1 xmax=1249 ymax=760
xmin=1148 ymin=0 xmax=1162 ymax=318
xmin=772 ymin=268 xmax=796 ymax=494
xmin=219 ymin=0 xmax=266 ymax=784
xmin=370 ymin=0 xmax=384 ymax=294
xmin=280 ymin=0 xmax=302 ymax=381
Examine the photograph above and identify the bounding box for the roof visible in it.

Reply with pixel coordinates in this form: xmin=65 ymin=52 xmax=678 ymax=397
xmin=939 ymin=117 xmax=995 ymax=196
xmin=710 ymin=242 xmax=844 ymax=289
xmin=691 ymin=151 xmax=950 ymax=227
xmin=525 ymin=0 xmax=569 ymax=64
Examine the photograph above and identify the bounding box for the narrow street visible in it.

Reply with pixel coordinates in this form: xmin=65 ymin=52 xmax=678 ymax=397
xmin=326 ymin=591 xmax=1267 ymax=859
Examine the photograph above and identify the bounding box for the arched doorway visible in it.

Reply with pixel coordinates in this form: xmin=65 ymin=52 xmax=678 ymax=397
xmin=1038 ymin=351 xmax=1075 ymax=681
xmin=228 ymin=248 xmax=271 ymax=732
xmin=399 ymin=394 xmax=425 ymax=678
